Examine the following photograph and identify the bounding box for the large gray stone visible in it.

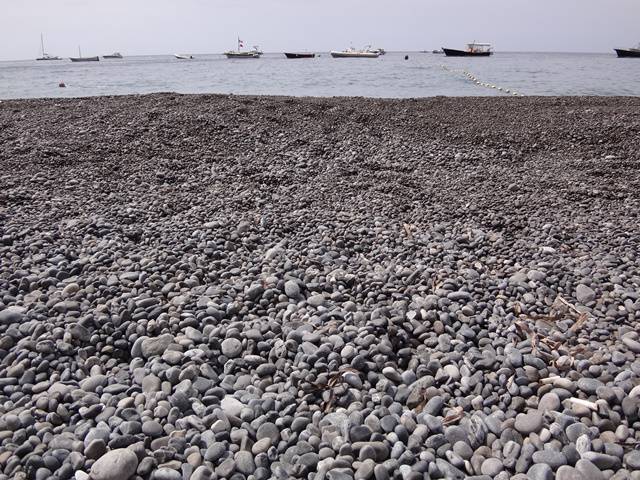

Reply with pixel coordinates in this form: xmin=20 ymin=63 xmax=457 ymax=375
xmin=514 ymin=411 xmax=543 ymax=434
xmin=90 ymin=448 xmax=138 ymax=480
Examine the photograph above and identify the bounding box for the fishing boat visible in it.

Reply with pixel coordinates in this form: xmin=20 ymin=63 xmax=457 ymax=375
xmin=36 ymin=34 xmax=62 ymax=61
xmin=225 ymin=38 xmax=261 ymax=58
xmin=103 ymin=52 xmax=123 ymax=59
xmin=284 ymin=52 xmax=316 ymax=59
xmin=330 ymin=47 xmax=379 ymax=58
xmin=174 ymin=54 xmax=193 ymax=59
xmin=442 ymin=43 xmax=493 ymax=57
xmin=615 ymin=44 xmax=640 ymax=58
xmin=70 ymin=46 xmax=99 ymax=62
xmin=432 ymin=49 xmax=445 ymax=54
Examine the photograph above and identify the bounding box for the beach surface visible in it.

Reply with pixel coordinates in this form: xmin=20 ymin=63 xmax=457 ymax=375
xmin=1 ymin=94 xmax=640 ymax=480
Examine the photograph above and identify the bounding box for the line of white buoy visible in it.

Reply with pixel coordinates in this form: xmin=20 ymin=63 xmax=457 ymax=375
xmin=440 ymin=65 xmax=524 ymax=96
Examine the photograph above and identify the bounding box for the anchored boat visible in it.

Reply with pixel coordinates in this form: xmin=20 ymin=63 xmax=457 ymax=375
xmin=174 ymin=54 xmax=193 ymax=59
xmin=442 ymin=43 xmax=493 ymax=57
xmin=36 ymin=34 xmax=62 ymax=61
xmin=103 ymin=52 xmax=123 ymax=59
xmin=330 ymin=47 xmax=379 ymax=58
xmin=70 ymin=46 xmax=99 ymax=62
xmin=284 ymin=52 xmax=316 ymax=59
xmin=615 ymin=44 xmax=640 ymax=58
xmin=225 ymin=37 xmax=261 ymax=58
xmin=369 ymin=47 xmax=386 ymax=55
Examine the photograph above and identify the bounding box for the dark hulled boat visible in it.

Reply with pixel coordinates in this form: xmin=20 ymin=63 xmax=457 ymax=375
xmin=70 ymin=46 xmax=99 ymax=62
xmin=443 ymin=43 xmax=493 ymax=57
xmin=70 ymin=56 xmax=99 ymax=62
xmin=615 ymin=48 xmax=640 ymax=58
xmin=284 ymin=52 xmax=315 ymax=59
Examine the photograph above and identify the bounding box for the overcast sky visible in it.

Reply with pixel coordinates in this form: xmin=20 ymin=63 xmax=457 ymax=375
xmin=3 ymin=0 xmax=639 ymax=60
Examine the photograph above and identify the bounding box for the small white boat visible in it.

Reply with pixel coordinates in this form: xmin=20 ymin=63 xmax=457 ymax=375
xmin=225 ymin=37 xmax=261 ymax=59
xmin=174 ymin=54 xmax=193 ymax=59
xmin=331 ymin=47 xmax=379 ymax=58
xmin=369 ymin=47 xmax=386 ymax=55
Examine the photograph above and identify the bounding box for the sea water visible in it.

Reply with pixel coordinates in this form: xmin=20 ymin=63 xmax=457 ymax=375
xmin=0 ymin=51 xmax=638 ymax=99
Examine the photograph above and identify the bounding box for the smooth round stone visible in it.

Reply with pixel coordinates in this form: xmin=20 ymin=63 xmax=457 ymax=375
xmin=284 ymin=280 xmax=301 ymax=298
xmin=382 ymin=367 xmax=402 ymax=383
xmin=566 ymin=423 xmax=589 ymax=442
xmin=142 ymin=420 xmax=163 ymax=437
xmin=221 ymin=396 xmax=244 ymax=417
xmin=90 ymin=449 xmax=138 ymax=480
xmin=84 ymin=439 xmax=107 ymax=460
xmin=575 ymin=459 xmax=606 ymax=479
xmin=299 ymin=452 xmax=320 ymax=469
xmin=527 ymin=463 xmax=554 ymax=480
xmin=152 ymin=468 xmax=181 ymax=480
xmin=251 ymin=438 xmax=272 ymax=455
xmin=256 ymin=422 xmax=280 ymax=444
xmin=538 ymin=392 xmax=561 ymax=412
xmin=577 ymin=378 xmax=603 ymax=395
xmin=190 ymin=466 xmax=212 ymax=480
xmin=481 ymin=457 xmax=504 ymax=476
xmin=532 ymin=450 xmax=567 ymax=469
xmin=555 ymin=466 xmax=582 ymax=480
xmin=221 ymin=338 xmax=243 ymax=358
xmin=626 ymin=451 xmax=640 ymax=470
xmin=350 ymin=425 xmax=372 ymax=442
xmin=235 ymin=451 xmax=255 ymax=475
xmin=514 ymin=411 xmax=544 ymax=434
xmin=453 ymin=441 xmax=473 ymax=460
xmin=204 ymin=443 xmax=226 ymax=462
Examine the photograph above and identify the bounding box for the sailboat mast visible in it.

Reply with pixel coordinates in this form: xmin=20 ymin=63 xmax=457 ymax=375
xmin=41 ymin=34 xmax=45 ymax=56
xmin=78 ymin=46 xmax=82 ymax=58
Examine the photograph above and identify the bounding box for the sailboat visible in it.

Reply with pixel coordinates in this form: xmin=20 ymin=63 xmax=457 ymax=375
xmin=36 ymin=34 xmax=62 ymax=61
xmin=225 ymin=37 xmax=261 ymax=58
xmin=70 ymin=46 xmax=99 ymax=62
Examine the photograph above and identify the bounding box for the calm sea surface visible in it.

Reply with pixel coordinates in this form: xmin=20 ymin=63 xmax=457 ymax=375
xmin=0 ymin=52 xmax=638 ymax=99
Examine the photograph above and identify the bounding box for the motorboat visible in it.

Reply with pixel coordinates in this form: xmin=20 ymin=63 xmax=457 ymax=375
xmin=330 ymin=47 xmax=379 ymax=58
xmin=284 ymin=52 xmax=316 ymax=59
xmin=432 ymin=49 xmax=445 ymax=54
xmin=615 ymin=44 xmax=640 ymax=58
xmin=442 ymin=43 xmax=493 ymax=57
xmin=70 ymin=46 xmax=99 ymax=62
xmin=225 ymin=37 xmax=261 ymax=58
xmin=36 ymin=34 xmax=62 ymax=61
xmin=369 ymin=47 xmax=386 ymax=55
xmin=174 ymin=54 xmax=194 ymax=59
xmin=225 ymin=51 xmax=260 ymax=59
xmin=103 ymin=52 xmax=123 ymax=59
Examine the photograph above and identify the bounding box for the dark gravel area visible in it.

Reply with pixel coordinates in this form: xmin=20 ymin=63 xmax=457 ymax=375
xmin=1 ymin=93 xmax=640 ymax=480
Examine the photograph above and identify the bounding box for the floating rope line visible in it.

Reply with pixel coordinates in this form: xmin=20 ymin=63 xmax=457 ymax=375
xmin=440 ymin=65 xmax=525 ymax=96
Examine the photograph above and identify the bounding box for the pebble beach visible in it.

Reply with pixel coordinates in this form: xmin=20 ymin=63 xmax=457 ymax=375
xmin=1 ymin=93 xmax=640 ymax=480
